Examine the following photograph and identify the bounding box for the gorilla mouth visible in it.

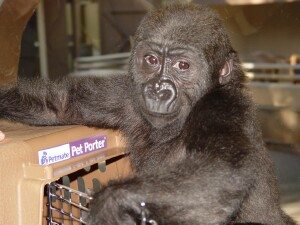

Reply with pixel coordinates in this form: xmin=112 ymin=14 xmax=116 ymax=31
xmin=141 ymin=102 xmax=180 ymax=128
xmin=143 ymin=102 xmax=179 ymax=117
xmin=145 ymin=91 xmax=177 ymax=114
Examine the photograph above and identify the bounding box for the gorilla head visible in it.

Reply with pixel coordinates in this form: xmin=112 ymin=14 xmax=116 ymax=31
xmin=129 ymin=4 xmax=236 ymax=128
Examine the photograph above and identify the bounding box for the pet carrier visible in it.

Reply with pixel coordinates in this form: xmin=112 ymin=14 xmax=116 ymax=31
xmin=0 ymin=121 xmax=131 ymax=225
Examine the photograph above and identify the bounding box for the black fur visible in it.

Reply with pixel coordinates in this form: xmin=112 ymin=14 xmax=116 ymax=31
xmin=0 ymin=4 xmax=297 ymax=225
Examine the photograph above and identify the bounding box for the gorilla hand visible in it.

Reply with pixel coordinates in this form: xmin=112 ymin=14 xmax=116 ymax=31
xmin=87 ymin=180 xmax=148 ymax=225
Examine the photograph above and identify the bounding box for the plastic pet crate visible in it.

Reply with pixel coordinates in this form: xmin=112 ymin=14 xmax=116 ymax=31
xmin=0 ymin=121 xmax=130 ymax=225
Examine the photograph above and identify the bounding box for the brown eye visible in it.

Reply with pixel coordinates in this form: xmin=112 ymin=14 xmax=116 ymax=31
xmin=144 ymin=55 xmax=158 ymax=65
xmin=173 ymin=61 xmax=190 ymax=71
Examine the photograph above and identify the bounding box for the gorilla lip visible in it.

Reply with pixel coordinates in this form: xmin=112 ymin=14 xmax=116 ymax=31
xmin=144 ymin=109 xmax=177 ymax=117
xmin=141 ymin=103 xmax=179 ymax=120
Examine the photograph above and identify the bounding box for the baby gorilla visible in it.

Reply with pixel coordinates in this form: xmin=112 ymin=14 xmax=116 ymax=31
xmin=0 ymin=3 xmax=297 ymax=225
xmin=79 ymin=4 xmax=298 ymax=225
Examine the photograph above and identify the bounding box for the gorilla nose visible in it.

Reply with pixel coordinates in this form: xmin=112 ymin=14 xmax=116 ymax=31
xmin=143 ymin=79 xmax=177 ymax=114
xmin=145 ymin=79 xmax=176 ymax=101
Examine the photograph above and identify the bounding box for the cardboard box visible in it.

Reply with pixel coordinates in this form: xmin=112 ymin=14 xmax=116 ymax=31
xmin=0 ymin=120 xmax=130 ymax=225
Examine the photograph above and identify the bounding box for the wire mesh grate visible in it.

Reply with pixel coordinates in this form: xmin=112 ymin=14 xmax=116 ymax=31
xmin=46 ymin=182 xmax=93 ymax=225
xmin=46 ymin=181 xmax=158 ymax=225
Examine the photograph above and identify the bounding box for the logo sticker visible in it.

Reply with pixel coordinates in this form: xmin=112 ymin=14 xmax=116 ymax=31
xmin=38 ymin=134 xmax=107 ymax=165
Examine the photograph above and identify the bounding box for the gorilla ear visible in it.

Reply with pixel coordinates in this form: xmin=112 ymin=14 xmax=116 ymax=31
xmin=219 ymin=59 xmax=233 ymax=84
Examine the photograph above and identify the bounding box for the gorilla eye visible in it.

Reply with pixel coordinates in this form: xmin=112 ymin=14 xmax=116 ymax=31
xmin=173 ymin=61 xmax=190 ymax=71
xmin=144 ymin=55 xmax=159 ymax=65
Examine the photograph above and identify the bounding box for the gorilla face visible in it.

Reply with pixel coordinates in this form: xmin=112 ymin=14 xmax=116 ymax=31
xmin=133 ymin=41 xmax=211 ymax=128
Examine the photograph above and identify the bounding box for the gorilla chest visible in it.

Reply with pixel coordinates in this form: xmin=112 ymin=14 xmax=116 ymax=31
xmin=130 ymin=141 xmax=187 ymax=173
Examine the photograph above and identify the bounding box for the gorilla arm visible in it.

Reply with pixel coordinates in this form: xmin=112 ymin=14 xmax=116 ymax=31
xmin=0 ymin=75 xmax=131 ymax=128
xmin=87 ymin=154 xmax=255 ymax=225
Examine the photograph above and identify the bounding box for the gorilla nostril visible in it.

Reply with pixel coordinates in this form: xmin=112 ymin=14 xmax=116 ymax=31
xmin=159 ymin=90 xmax=171 ymax=101
xmin=159 ymin=80 xmax=177 ymax=103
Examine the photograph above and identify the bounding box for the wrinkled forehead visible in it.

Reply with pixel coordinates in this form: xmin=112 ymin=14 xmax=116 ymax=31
xmin=135 ymin=40 xmax=199 ymax=58
xmin=134 ymin=5 xmax=224 ymax=49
